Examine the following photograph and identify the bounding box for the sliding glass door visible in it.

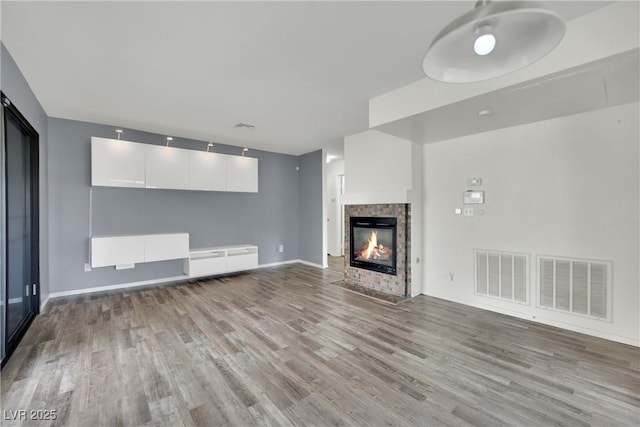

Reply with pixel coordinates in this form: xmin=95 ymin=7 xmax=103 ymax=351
xmin=1 ymin=92 xmax=39 ymax=367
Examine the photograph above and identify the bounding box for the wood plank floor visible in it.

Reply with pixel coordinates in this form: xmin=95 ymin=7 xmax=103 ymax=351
xmin=2 ymin=263 xmax=639 ymax=426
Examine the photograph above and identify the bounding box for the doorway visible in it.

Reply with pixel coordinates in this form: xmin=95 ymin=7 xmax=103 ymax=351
xmin=1 ymin=92 xmax=40 ymax=367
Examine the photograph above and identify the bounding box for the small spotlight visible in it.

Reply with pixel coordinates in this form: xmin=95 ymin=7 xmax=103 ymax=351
xmin=115 ymin=129 xmax=123 ymax=140
xmin=242 ymin=148 xmax=249 ymax=156
xmin=207 ymin=143 xmax=214 ymax=152
xmin=166 ymin=136 xmax=173 ymax=147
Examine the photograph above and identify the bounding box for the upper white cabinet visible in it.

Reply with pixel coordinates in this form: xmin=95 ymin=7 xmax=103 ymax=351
xmin=189 ymin=151 xmax=227 ymax=191
xmin=91 ymin=137 xmax=145 ymax=188
xmin=91 ymin=137 xmax=258 ymax=193
xmin=145 ymin=145 xmax=190 ymax=190
xmin=226 ymin=156 xmax=258 ymax=193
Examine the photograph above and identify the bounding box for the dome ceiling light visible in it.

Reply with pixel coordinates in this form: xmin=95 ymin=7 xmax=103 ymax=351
xmin=423 ymin=0 xmax=566 ymax=83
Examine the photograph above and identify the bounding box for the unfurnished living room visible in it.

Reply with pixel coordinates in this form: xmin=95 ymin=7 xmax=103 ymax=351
xmin=1 ymin=1 xmax=639 ymax=426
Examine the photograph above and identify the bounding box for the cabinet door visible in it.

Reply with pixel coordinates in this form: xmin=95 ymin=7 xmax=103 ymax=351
xmin=226 ymin=156 xmax=258 ymax=192
xmin=144 ymin=233 xmax=189 ymax=263
xmin=91 ymin=236 xmax=145 ymax=268
xmin=145 ymin=145 xmax=190 ymax=190
xmin=185 ymin=251 xmax=227 ymax=276
xmin=91 ymin=137 xmax=145 ymax=188
xmin=226 ymin=247 xmax=259 ymax=272
xmin=189 ymin=151 xmax=227 ymax=191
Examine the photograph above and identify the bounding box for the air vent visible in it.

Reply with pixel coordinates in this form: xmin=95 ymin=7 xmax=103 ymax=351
xmin=235 ymin=123 xmax=255 ymax=129
xmin=538 ymin=256 xmax=611 ymax=320
xmin=475 ymin=250 xmax=528 ymax=304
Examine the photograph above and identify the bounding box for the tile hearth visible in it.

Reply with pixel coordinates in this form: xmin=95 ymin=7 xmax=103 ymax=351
xmin=330 ymin=280 xmax=410 ymax=305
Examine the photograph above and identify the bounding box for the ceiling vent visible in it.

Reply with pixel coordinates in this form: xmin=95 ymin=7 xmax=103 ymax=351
xmin=235 ymin=123 xmax=255 ymax=129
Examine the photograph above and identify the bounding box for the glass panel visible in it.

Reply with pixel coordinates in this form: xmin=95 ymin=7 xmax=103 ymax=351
xmin=352 ymin=226 xmax=394 ymax=267
xmin=5 ymin=114 xmax=32 ymax=340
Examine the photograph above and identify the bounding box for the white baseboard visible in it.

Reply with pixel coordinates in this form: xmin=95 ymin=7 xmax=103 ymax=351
xmin=49 ymin=274 xmax=190 ymax=298
xmin=295 ymin=259 xmax=326 ymax=269
xmin=259 ymin=259 xmax=326 ymax=269
xmin=47 ymin=259 xmax=322 ymax=299
xmin=420 ymin=292 xmax=639 ymax=347
xmin=40 ymin=295 xmax=50 ymax=312
xmin=259 ymin=259 xmax=301 ymax=268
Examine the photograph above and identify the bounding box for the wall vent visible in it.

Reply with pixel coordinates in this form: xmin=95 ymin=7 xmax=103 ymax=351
xmin=537 ymin=255 xmax=611 ymax=321
xmin=475 ymin=250 xmax=529 ymax=304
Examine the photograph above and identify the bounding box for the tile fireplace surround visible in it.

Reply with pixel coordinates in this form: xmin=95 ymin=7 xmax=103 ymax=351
xmin=344 ymin=204 xmax=411 ymax=297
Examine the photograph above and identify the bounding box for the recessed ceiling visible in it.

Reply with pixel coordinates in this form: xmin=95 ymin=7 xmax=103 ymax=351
xmin=1 ymin=1 xmax=611 ymax=157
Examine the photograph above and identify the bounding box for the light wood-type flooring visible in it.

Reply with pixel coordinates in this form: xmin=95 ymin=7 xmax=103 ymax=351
xmin=2 ymin=263 xmax=639 ymax=426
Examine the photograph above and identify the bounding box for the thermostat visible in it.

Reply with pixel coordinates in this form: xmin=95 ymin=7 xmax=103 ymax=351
xmin=463 ymin=190 xmax=484 ymax=204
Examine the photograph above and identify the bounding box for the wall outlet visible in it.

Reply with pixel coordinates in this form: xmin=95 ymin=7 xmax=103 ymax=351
xmin=277 ymin=244 xmax=284 ymax=253
xmin=84 ymin=263 xmax=91 ymax=272
xmin=463 ymin=207 xmax=474 ymax=216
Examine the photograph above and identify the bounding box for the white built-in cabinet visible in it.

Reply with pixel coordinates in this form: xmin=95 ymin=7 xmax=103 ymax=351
xmin=226 ymin=156 xmax=259 ymax=192
xmin=189 ymin=151 xmax=226 ymax=191
xmin=183 ymin=245 xmax=258 ymax=277
xmin=91 ymin=137 xmax=258 ymax=192
xmin=91 ymin=233 xmax=189 ymax=269
xmin=91 ymin=137 xmax=146 ymax=187
xmin=145 ymin=144 xmax=190 ymax=190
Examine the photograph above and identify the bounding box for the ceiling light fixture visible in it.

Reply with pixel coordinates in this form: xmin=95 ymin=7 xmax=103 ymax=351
xmin=207 ymin=143 xmax=214 ymax=152
xmin=423 ymin=0 xmax=566 ymax=83
xmin=115 ymin=129 xmax=123 ymax=140
xmin=242 ymin=148 xmax=249 ymax=156
xmin=478 ymin=109 xmax=491 ymax=117
xmin=166 ymin=136 xmax=173 ymax=147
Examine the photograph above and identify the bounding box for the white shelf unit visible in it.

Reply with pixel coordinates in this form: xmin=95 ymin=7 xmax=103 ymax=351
xmin=91 ymin=233 xmax=189 ymax=269
xmin=91 ymin=137 xmax=258 ymax=192
xmin=184 ymin=245 xmax=258 ymax=277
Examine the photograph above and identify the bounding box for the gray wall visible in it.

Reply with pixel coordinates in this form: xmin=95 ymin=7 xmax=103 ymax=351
xmin=48 ymin=118 xmax=303 ymax=292
xmin=1 ymin=43 xmax=50 ymax=303
xmin=298 ymin=150 xmax=324 ymax=266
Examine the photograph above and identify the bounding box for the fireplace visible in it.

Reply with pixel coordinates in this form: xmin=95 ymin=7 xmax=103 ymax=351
xmin=350 ymin=217 xmax=397 ymax=275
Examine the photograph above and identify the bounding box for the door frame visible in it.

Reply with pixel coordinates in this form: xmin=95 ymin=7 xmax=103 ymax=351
xmin=1 ymin=91 xmax=40 ymax=368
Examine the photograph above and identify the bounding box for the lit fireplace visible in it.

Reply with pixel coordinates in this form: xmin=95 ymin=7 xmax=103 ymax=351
xmin=350 ymin=217 xmax=397 ymax=275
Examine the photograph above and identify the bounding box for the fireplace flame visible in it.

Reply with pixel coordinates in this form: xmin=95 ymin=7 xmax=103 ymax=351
xmin=361 ymin=231 xmax=378 ymax=259
xmin=357 ymin=229 xmax=392 ymax=261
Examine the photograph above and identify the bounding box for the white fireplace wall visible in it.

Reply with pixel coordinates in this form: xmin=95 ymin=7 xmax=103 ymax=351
xmin=343 ymin=129 xmax=423 ymax=295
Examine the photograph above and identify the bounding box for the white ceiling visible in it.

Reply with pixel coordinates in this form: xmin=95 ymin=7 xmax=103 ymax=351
xmin=1 ymin=1 xmax=612 ymax=157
